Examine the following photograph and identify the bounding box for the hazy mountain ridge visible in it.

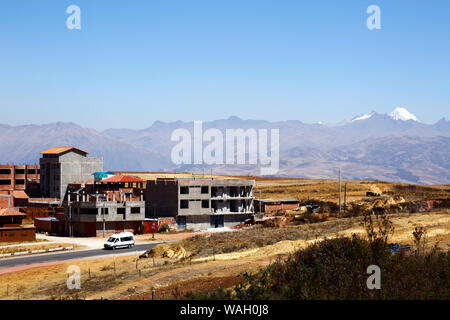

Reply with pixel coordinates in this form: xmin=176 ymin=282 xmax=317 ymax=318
xmin=0 ymin=122 xmax=170 ymax=171
xmin=282 ymin=135 xmax=450 ymax=184
xmin=1 ymin=109 xmax=449 ymax=184
xmin=105 ymin=112 xmax=450 ymax=151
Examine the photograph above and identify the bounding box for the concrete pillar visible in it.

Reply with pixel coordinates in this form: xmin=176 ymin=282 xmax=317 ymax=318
xmin=95 ymin=191 xmax=99 ymax=202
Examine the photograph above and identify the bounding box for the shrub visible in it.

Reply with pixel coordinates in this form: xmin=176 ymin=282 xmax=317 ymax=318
xmin=159 ymin=224 xmax=171 ymax=233
xmin=343 ymin=203 xmax=368 ymax=217
xmin=183 ymin=286 xmax=233 ymax=300
xmin=185 ymin=236 xmax=449 ymax=300
xmin=183 ymin=212 xmax=449 ymax=300
xmin=360 ymin=211 xmax=395 ymax=247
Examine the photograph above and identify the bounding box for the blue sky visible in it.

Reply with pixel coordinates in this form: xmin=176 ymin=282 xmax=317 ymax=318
xmin=0 ymin=0 xmax=449 ymax=130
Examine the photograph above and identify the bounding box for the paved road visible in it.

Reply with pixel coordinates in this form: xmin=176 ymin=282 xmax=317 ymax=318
xmin=0 ymin=242 xmax=162 ymax=269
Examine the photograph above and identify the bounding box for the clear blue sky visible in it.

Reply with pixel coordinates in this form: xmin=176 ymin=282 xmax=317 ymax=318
xmin=0 ymin=0 xmax=449 ymax=130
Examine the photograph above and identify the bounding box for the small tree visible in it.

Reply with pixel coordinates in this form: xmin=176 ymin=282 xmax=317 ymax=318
xmin=361 ymin=210 xmax=395 ymax=260
xmin=159 ymin=224 xmax=171 ymax=233
xmin=412 ymin=226 xmax=427 ymax=257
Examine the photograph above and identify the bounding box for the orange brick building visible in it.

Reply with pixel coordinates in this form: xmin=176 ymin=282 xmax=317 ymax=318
xmin=0 ymin=208 xmax=36 ymax=242
xmin=0 ymin=164 xmax=40 ymax=208
xmin=254 ymin=198 xmax=299 ymax=213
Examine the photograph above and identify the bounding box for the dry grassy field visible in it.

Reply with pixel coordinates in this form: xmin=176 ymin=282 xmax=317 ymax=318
xmin=253 ymin=178 xmax=450 ymax=202
xmin=0 ymin=209 xmax=448 ymax=300
xmin=121 ymin=172 xmax=450 ymax=202
xmin=0 ymin=243 xmax=83 ymax=255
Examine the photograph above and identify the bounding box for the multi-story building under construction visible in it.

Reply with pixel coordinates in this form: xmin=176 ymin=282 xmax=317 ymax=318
xmin=146 ymin=178 xmax=255 ymax=230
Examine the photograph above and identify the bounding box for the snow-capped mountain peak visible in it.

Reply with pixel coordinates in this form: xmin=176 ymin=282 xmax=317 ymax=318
xmin=389 ymin=107 xmax=419 ymax=122
xmin=352 ymin=111 xmax=375 ymax=122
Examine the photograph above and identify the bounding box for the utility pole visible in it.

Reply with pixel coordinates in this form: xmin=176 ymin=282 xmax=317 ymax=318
xmin=102 ymin=201 xmax=105 ymax=238
xmin=338 ymin=168 xmax=341 ymax=218
xmin=259 ymin=188 xmax=262 ymax=214
xmin=152 ymin=208 xmax=156 ymax=239
xmin=68 ymin=192 xmax=72 ymax=237
xmin=68 ymin=191 xmax=74 ymax=237
xmin=343 ymin=183 xmax=347 ymax=214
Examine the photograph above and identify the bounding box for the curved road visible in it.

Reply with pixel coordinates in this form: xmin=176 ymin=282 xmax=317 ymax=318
xmin=0 ymin=242 xmax=162 ymax=269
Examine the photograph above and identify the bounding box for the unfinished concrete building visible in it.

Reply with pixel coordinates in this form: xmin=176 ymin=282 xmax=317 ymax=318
xmin=40 ymin=147 xmax=102 ymax=200
xmin=63 ymin=176 xmax=146 ymax=237
xmin=146 ymin=178 xmax=255 ymax=230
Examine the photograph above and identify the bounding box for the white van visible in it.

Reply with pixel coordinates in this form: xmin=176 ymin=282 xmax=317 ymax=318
xmin=104 ymin=232 xmax=135 ymax=250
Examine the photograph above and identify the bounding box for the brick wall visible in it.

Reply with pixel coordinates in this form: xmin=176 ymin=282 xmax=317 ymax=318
xmin=264 ymin=202 xmax=299 ymax=212
xmin=0 ymin=226 xmax=36 ymax=242
xmin=157 ymin=217 xmax=176 ymax=230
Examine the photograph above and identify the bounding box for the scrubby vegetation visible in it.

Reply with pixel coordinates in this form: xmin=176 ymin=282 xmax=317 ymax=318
xmin=183 ymin=235 xmax=449 ymax=300
xmin=176 ymin=218 xmax=359 ymax=257
xmin=158 ymin=224 xmax=171 ymax=233
xmin=392 ymin=184 xmax=450 ymax=199
xmin=182 ymin=212 xmax=450 ymax=300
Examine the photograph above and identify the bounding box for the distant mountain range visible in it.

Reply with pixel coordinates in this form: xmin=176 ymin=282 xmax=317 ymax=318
xmin=1 ymin=107 xmax=449 ymax=184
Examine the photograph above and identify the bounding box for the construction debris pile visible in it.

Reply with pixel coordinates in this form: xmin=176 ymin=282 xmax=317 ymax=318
xmin=139 ymin=244 xmax=187 ymax=260
xmin=254 ymin=193 xmax=450 ymax=229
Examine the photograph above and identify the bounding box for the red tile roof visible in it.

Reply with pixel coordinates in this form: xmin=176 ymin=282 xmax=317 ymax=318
xmin=0 ymin=208 xmax=25 ymax=217
xmin=101 ymin=175 xmax=145 ymax=183
xmin=41 ymin=147 xmax=88 ymax=155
